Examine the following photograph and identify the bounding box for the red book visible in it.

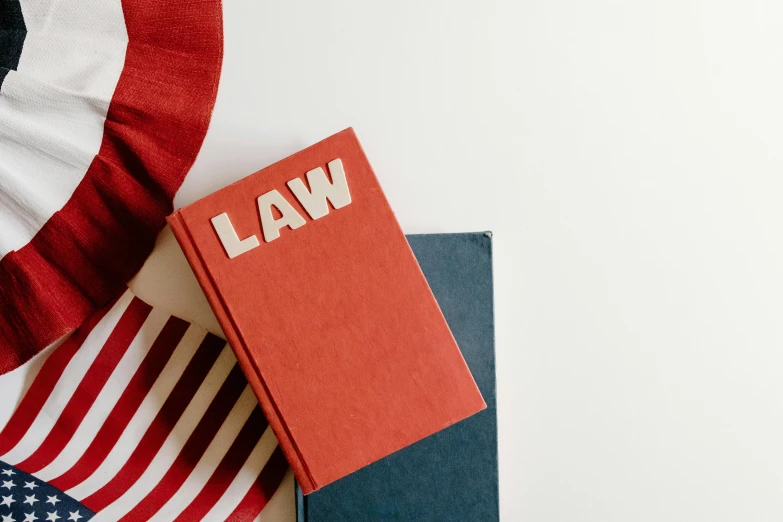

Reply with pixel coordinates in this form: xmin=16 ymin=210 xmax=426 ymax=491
xmin=167 ymin=128 xmax=485 ymax=493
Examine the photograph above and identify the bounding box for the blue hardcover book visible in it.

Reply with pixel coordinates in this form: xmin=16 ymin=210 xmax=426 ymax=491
xmin=296 ymin=231 xmax=499 ymax=522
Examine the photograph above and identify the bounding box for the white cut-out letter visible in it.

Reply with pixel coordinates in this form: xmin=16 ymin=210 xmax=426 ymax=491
xmin=286 ymin=158 xmax=352 ymax=220
xmin=211 ymin=213 xmax=260 ymax=259
xmin=257 ymin=189 xmax=306 ymax=242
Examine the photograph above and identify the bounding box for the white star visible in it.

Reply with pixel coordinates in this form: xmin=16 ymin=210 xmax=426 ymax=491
xmin=22 ymin=482 xmax=37 ymax=490
xmin=1 ymin=481 xmax=14 ymax=489
xmin=1 ymin=513 xmax=15 ymax=522
xmin=23 ymin=514 xmax=38 ymax=522
xmin=66 ymin=513 xmax=81 ymax=522
xmin=23 ymin=494 xmax=37 ymax=506
xmin=0 ymin=469 xmax=14 ymax=476
xmin=45 ymin=514 xmax=60 ymax=522
xmin=0 ymin=494 xmax=13 ymax=507
xmin=45 ymin=495 xmax=59 ymax=506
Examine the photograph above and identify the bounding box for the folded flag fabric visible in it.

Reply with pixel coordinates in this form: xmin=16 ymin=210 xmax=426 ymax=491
xmin=0 ymin=290 xmax=288 ymax=521
xmin=0 ymin=0 xmax=224 ymax=374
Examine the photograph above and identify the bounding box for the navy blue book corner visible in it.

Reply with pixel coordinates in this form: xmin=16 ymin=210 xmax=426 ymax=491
xmin=296 ymin=232 xmax=499 ymax=522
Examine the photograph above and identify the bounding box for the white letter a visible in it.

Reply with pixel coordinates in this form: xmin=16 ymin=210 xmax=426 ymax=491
xmin=257 ymin=189 xmax=307 ymax=242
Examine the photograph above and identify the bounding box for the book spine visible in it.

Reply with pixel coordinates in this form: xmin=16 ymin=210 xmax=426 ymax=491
xmin=295 ymin=480 xmax=306 ymax=522
xmin=166 ymin=212 xmax=317 ymax=494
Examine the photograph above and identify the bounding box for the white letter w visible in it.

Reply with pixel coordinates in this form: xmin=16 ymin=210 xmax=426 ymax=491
xmin=287 ymin=158 xmax=352 ymax=220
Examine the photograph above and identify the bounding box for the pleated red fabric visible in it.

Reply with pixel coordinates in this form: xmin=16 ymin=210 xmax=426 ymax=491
xmin=0 ymin=0 xmax=224 ymax=374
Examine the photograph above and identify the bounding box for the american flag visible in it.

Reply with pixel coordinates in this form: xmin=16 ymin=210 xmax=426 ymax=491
xmin=0 ymin=290 xmax=290 ymax=521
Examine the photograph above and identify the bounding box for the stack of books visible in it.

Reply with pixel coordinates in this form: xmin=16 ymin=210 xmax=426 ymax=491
xmin=169 ymin=129 xmax=499 ymax=520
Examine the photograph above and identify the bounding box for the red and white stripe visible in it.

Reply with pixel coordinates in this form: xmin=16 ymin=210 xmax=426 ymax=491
xmin=0 ymin=290 xmax=290 ymax=521
xmin=0 ymin=0 xmax=224 ymax=373
xmin=0 ymin=0 xmax=128 ymax=256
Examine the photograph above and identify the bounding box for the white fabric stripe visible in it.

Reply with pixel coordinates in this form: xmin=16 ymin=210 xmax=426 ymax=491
xmin=0 ymin=337 xmax=63 ymax=432
xmin=34 ymin=307 xmax=171 ymax=481
xmin=89 ymin=346 xmax=235 ymax=521
xmin=0 ymin=0 xmax=127 ymax=257
xmin=255 ymin=470 xmax=295 ymax=522
xmin=63 ymin=325 xmax=210 ymax=499
xmin=200 ymin=429 xmax=280 ymax=521
xmin=0 ymin=291 xmax=134 ymax=464
xmin=147 ymin=387 xmax=258 ymax=521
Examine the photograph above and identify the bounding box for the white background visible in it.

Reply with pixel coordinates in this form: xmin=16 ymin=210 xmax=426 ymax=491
xmin=6 ymin=0 xmax=783 ymax=520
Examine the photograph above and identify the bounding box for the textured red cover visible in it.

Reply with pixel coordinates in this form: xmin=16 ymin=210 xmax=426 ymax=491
xmin=167 ymin=128 xmax=485 ymax=493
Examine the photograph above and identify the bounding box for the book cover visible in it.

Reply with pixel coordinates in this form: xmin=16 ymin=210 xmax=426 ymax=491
xmin=297 ymin=232 xmax=499 ymax=521
xmin=167 ymin=129 xmax=486 ymax=494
